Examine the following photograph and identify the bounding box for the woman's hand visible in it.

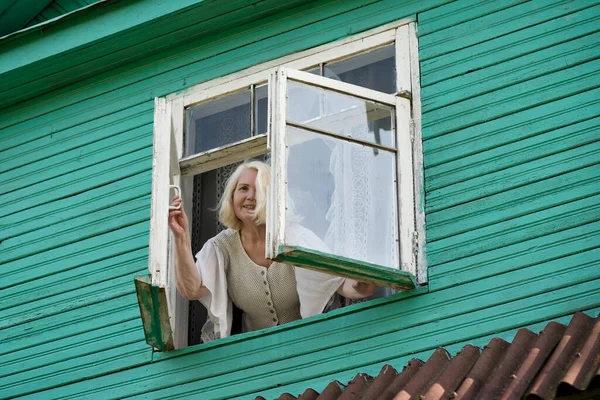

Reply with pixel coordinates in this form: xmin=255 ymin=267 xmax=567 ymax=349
xmin=337 ymin=279 xmax=377 ymax=299
xmin=168 ymin=196 xmax=208 ymax=299
xmin=351 ymin=280 xmax=377 ymax=297
xmin=168 ymin=195 xmax=189 ymax=239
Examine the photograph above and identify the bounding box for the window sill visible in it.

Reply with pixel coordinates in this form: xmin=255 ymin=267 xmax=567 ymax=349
xmin=151 ymin=283 xmax=428 ymax=362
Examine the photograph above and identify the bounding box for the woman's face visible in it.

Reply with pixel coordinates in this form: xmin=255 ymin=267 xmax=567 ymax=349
xmin=233 ymin=168 xmax=258 ymax=226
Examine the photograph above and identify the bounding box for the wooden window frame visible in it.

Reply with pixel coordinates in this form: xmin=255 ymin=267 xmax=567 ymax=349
xmin=148 ymin=18 xmax=424 ymax=350
xmin=266 ymin=66 xmax=416 ymax=290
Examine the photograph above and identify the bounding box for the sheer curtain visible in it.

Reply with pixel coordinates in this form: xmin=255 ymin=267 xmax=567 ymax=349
xmin=323 ymin=125 xmax=398 ymax=270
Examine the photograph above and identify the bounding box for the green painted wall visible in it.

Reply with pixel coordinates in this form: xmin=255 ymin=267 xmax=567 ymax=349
xmin=24 ymin=0 xmax=100 ymax=28
xmin=0 ymin=0 xmax=598 ymax=398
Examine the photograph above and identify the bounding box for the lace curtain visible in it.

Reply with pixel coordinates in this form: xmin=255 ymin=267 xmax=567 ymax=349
xmin=323 ymin=116 xmax=398 ymax=306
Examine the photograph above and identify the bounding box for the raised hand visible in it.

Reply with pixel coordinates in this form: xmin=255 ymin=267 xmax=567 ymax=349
xmin=168 ymin=195 xmax=189 ymax=239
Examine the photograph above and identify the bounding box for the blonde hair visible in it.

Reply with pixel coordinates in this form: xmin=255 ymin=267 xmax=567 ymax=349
xmin=218 ymin=161 xmax=270 ymax=230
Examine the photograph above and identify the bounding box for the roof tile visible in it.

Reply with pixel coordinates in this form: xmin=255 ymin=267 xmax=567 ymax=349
xmin=456 ymin=338 xmax=510 ymax=400
xmin=262 ymin=312 xmax=599 ymax=400
xmin=423 ymin=344 xmax=480 ymax=400
xmin=362 ymin=364 xmax=398 ymax=400
xmin=482 ymin=328 xmax=538 ymax=399
xmin=298 ymin=388 xmax=319 ymax=399
xmin=383 ymin=360 xmax=424 ymax=400
xmin=527 ymin=312 xmax=595 ymax=399
xmin=319 ymin=381 xmax=345 ymax=399
xmin=500 ymin=322 xmax=566 ymax=400
xmin=339 ymin=373 xmax=371 ymax=400
xmin=396 ymin=348 xmax=452 ymax=400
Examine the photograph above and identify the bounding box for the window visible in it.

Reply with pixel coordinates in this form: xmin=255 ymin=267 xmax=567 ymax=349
xmin=266 ymin=67 xmax=416 ymax=289
xmin=137 ymin=19 xmax=425 ymax=351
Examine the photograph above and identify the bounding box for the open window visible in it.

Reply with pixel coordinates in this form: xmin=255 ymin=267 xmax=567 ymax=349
xmin=266 ymin=67 xmax=416 ymax=290
xmin=136 ymin=20 xmax=424 ymax=351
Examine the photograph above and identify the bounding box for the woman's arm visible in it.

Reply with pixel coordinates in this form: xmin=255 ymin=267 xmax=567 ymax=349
xmin=286 ymin=223 xmax=377 ymax=300
xmin=169 ymin=196 xmax=209 ymax=299
xmin=337 ymin=279 xmax=377 ymax=299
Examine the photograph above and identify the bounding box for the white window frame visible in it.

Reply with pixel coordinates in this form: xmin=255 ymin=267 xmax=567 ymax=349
xmin=149 ymin=17 xmax=425 ymax=349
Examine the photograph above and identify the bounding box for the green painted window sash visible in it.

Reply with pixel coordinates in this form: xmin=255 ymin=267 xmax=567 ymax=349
xmin=274 ymin=245 xmax=416 ymax=290
xmin=134 ymin=275 xmax=174 ymax=352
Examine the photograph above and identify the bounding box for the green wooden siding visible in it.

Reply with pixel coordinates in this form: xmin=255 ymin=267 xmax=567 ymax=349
xmin=24 ymin=0 xmax=100 ymax=27
xmin=0 ymin=0 xmax=598 ymax=399
xmin=0 ymin=0 xmax=327 ymax=110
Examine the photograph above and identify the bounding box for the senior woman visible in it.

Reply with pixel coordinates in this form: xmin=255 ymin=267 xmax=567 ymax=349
xmin=168 ymin=160 xmax=376 ymax=341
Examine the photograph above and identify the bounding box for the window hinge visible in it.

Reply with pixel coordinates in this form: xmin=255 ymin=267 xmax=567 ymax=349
xmin=409 ymin=119 xmax=415 ymax=143
xmin=397 ymin=90 xmax=412 ymax=101
xmin=412 ymin=231 xmax=419 ymax=256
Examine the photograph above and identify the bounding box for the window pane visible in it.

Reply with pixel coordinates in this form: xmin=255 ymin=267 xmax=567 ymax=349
xmin=324 ymin=44 xmax=396 ymax=94
xmin=305 ymin=66 xmax=320 ymax=75
xmin=184 ymin=90 xmax=251 ymax=157
xmin=287 ymin=80 xmax=394 ymax=148
xmin=254 ymin=84 xmax=268 ymax=136
xmin=285 ymin=126 xmax=399 ymax=269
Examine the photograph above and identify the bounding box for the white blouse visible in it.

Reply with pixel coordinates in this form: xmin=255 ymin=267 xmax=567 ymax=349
xmin=194 ymin=225 xmax=345 ymax=342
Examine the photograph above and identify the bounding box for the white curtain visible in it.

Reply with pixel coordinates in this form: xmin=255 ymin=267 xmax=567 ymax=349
xmin=323 ymin=132 xmax=398 ymax=270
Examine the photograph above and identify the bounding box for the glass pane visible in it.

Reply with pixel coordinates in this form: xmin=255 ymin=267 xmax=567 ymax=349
xmin=254 ymin=84 xmax=268 ymax=136
xmin=287 ymin=80 xmax=394 ymax=148
xmin=305 ymin=66 xmax=320 ymax=75
xmin=284 ymin=126 xmax=399 ymax=269
xmin=184 ymin=90 xmax=251 ymax=157
xmin=324 ymin=44 xmax=396 ymax=94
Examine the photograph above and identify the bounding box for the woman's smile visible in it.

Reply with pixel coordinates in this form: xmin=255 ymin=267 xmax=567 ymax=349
xmin=233 ymin=168 xmax=259 ymax=222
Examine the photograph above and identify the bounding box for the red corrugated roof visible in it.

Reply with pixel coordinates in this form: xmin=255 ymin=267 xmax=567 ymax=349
xmin=258 ymin=312 xmax=599 ymax=400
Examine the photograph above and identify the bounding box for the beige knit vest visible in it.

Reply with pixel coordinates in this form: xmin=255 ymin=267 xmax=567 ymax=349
xmin=213 ymin=230 xmax=301 ymax=333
